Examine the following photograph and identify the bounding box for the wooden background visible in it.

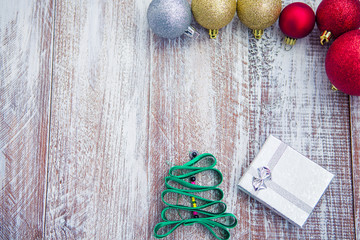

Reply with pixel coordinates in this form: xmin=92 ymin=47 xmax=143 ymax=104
xmin=1 ymin=0 xmax=359 ymax=239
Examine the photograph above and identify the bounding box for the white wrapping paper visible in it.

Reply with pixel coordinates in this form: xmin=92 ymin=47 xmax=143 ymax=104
xmin=238 ymin=135 xmax=334 ymax=228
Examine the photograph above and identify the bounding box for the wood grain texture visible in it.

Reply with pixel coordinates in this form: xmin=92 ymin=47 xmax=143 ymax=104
xmin=246 ymin=0 xmax=354 ymax=238
xmin=149 ymin=0 xmax=356 ymax=239
xmin=0 ymin=1 xmax=54 ymax=239
xmin=1 ymin=0 xmax=358 ymax=239
xmin=148 ymin=17 xmax=251 ymax=240
xmin=350 ymin=96 xmax=360 ymax=239
xmin=45 ymin=0 xmax=151 ymax=239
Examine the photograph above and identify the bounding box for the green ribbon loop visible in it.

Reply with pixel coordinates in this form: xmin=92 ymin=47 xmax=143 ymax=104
xmin=182 ymin=153 xmax=217 ymax=168
xmin=161 ymin=189 xmax=226 ymax=214
xmin=154 ymin=219 xmax=235 ymax=240
xmin=154 ymin=153 xmax=237 ymax=239
xmin=165 ymin=171 xmax=223 ymax=190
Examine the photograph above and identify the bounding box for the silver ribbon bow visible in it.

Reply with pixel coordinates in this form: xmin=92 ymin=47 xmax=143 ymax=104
xmin=252 ymin=166 xmax=271 ymax=191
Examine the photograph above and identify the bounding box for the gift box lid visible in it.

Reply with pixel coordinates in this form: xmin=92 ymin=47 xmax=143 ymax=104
xmin=238 ymin=135 xmax=334 ymax=228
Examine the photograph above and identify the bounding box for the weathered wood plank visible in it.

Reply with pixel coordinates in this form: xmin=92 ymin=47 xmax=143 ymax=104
xmin=148 ymin=13 xmax=252 ymax=240
xmin=43 ymin=0 xmax=357 ymax=239
xmin=148 ymin=0 xmax=356 ymax=239
xmin=246 ymin=0 xmax=354 ymax=238
xmin=45 ymin=0 xmax=151 ymax=239
xmin=0 ymin=1 xmax=54 ymax=239
xmin=350 ymin=96 xmax=360 ymax=239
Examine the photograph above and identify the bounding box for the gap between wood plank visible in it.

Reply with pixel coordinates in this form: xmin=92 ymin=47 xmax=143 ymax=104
xmin=42 ymin=0 xmax=57 ymax=237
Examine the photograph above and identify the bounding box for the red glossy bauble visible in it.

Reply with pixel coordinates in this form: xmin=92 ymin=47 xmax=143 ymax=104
xmin=316 ymin=0 xmax=360 ymax=38
xmin=279 ymin=2 xmax=315 ymax=39
xmin=325 ymin=30 xmax=360 ymax=96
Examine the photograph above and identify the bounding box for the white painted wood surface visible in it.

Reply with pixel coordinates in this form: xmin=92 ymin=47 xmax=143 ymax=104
xmin=0 ymin=0 xmax=53 ymax=239
xmin=46 ymin=1 xmax=151 ymax=239
xmin=1 ymin=0 xmax=359 ymax=239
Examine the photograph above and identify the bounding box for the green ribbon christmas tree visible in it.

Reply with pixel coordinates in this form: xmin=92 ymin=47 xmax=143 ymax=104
xmin=154 ymin=152 xmax=238 ymax=240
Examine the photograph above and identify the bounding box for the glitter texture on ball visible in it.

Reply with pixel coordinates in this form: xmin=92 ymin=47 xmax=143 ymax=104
xmin=191 ymin=0 xmax=236 ymax=38
xmin=316 ymin=0 xmax=360 ymax=44
xmin=236 ymin=0 xmax=281 ymax=39
xmin=147 ymin=0 xmax=192 ymax=39
xmin=325 ymin=30 xmax=360 ymax=95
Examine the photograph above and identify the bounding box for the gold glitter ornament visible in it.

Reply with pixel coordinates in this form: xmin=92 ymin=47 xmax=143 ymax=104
xmin=237 ymin=0 xmax=281 ymax=39
xmin=192 ymin=0 xmax=236 ymax=39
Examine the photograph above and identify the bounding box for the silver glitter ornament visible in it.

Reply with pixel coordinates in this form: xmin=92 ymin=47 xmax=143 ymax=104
xmin=147 ymin=0 xmax=193 ymax=39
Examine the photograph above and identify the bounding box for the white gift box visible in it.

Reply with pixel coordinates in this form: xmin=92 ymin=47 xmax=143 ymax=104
xmin=238 ymin=135 xmax=334 ymax=228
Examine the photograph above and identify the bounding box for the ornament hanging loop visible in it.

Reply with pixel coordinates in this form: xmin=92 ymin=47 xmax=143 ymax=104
xmin=320 ymin=30 xmax=332 ymax=45
xmin=209 ymin=29 xmax=219 ymax=39
xmin=253 ymin=29 xmax=264 ymax=39
xmin=284 ymin=44 xmax=293 ymax=51
xmin=184 ymin=26 xmax=200 ymax=38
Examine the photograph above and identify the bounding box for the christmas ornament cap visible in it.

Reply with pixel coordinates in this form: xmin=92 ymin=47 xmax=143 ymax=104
xmin=325 ymin=30 xmax=360 ymax=95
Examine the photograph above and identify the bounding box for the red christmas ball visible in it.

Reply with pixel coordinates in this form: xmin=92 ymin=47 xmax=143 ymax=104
xmin=316 ymin=0 xmax=360 ymax=43
xmin=279 ymin=2 xmax=315 ymax=39
xmin=325 ymin=30 xmax=360 ymax=96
